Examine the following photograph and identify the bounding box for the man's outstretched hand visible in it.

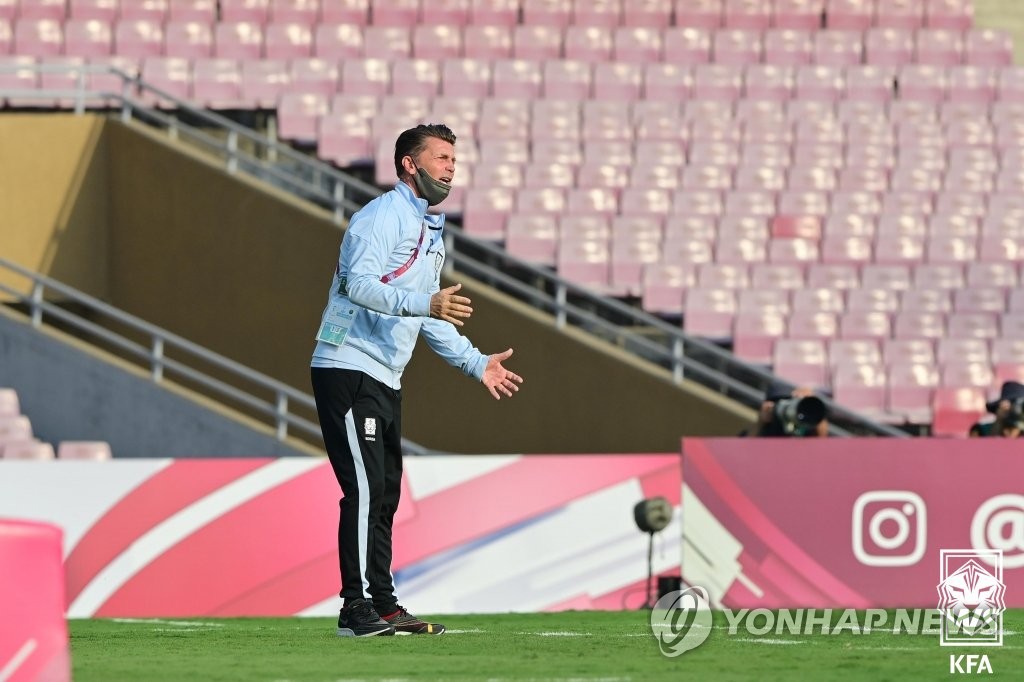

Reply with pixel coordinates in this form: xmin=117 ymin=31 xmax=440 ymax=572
xmin=482 ymin=348 xmax=524 ymax=400
xmin=430 ymin=283 xmax=473 ymax=327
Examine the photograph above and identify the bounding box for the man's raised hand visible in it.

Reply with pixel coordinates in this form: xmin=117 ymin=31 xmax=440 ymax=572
xmin=482 ymin=348 xmax=524 ymax=400
xmin=430 ymin=283 xmax=473 ymax=326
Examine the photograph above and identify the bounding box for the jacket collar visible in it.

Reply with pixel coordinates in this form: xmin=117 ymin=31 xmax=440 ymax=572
xmin=394 ymin=180 xmax=445 ymax=230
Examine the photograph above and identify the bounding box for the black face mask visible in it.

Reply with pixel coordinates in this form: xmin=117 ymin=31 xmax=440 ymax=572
xmin=410 ymin=164 xmax=451 ymax=207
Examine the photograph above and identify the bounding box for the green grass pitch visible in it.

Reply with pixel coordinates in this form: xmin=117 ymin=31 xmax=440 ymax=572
xmin=69 ymin=610 xmax=1024 ymax=681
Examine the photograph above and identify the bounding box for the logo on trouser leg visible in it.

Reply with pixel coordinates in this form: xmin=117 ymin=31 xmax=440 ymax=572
xmin=364 ymin=417 xmax=377 ymax=441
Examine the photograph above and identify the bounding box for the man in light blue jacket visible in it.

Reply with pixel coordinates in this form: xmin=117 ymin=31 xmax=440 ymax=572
xmin=311 ymin=124 xmax=523 ymax=638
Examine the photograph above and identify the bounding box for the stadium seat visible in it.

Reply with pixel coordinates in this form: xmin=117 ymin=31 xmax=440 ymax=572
xmin=470 ymin=0 xmax=519 ymax=26
xmin=763 ymin=28 xmax=813 ymax=65
xmin=170 ymin=0 xmax=217 ymax=22
xmin=683 ymin=287 xmax=737 ymax=338
xmin=965 ymin=28 xmax=1013 ymax=67
xmin=1 ymin=440 xmax=55 ymax=460
xmin=832 ymin=362 xmax=888 ymax=419
xmin=192 ymin=58 xmax=243 ymax=108
xmin=14 ymin=18 xmax=62 ymax=57
xmin=276 ymin=91 xmax=327 ymax=142
xmin=363 ymin=26 xmax=412 ymax=60
xmin=270 ymin=0 xmax=321 ymax=25
xmin=733 ymin=311 xmax=788 ymax=364
xmin=557 ymin=235 xmax=614 ymax=295
xmin=773 ymin=0 xmax=824 ymax=30
xmin=888 ymin=363 xmax=939 ymax=424
xmin=931 ymin=386 xmax=985 ymax=436
xmin=825 ymin=0 xmax=873 ymax=30
xmin=313 ymin=23 xmax=363 ymax=59
xmin=513 ymin=25 xmax=563 ymax=61
xmin=240 ymin=59 xmax=289 ymax=107
xmin=57 ymin=441 xmax=112 ymax=460
xmin=925 ymin=0 xmax=973 ymax=31
xmin=139 ymin=57 xmax=191 ymax=107
xmin=672 ymin=0 xmax=722 ymax=29
xmin=876 ymin=0 xmax=924 ymax=29
xmin=120 ymin=0 xmax=168 ymax=22
xmin=64 ymin=19 xmax=112 ymax=57
xmin=523 ymin=0 xmax=573 ymax=27
xmin=164 ymin=21 xmax=214 ymax=59
xmin=640 ymin=263 xmax=694 ymax=315
xmin=412 ymin=24 xmax=462 ymax=60
xmin=772 ymin=338 xmax=829 ymax=387
xmin=318 ymin=112 xmax=372 ymax=167
xmin=505 ymin=214 xmax=559 ymax=266
xmin=221 ymin=0 xmax=270 ymax=23
xmin=69 ymin=0 xmax=118 ymax=21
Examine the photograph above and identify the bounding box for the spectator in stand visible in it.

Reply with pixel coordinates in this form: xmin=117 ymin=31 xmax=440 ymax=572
xmin=969 ymin=381 xmax=1024 ymax=438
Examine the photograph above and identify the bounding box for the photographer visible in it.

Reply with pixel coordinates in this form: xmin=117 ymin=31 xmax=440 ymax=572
xmin=741 ymin=380 xmax=829 ymax=438
xmin=969 ymin=381 xmax=1024 ymax=438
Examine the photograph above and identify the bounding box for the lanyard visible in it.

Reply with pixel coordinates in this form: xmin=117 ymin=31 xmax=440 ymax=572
xmin=380 ymin=223 xmax=426 ymax=284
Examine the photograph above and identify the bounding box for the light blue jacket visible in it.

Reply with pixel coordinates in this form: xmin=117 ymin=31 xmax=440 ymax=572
xmin=311 ymin=182 xmax=488 ymax=389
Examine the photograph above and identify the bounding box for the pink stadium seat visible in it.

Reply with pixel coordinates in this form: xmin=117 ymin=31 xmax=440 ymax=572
xmin=865 ymin=27 xmax=915 ymax=67
xmin=861 ymin=265 xmax=911 ymax=292
xmin=614 ymin=26 xmax=662 ymax=63
xmin=792 ymin=288 xmax=844 ymax=313
xmin=641 ymin=263 xmax=694 ymax=315
xmin=825 ymin=0 xmax=873 ymax=30
xmin=163 ymin=21 xmax=213 ymax=59
xmin=288 ymin=57 xmax=337 ymax=96
xmin=57 ymin=441 xmax=112 ymax=460
xmin=593 ymin=62 xmax=643 ymax=100
xmin=441 ymin=59 xmax=490 ymax=98
xmin=522 ymin=0 xmax=573 ymax=27
xmin=697 ymin=263 xmax=751 ymax=289
xmin=514 ymin=25 xmax=563 ymax=61
xmin=876 ymin=0 xmax=924 ymax=29
xmin=34 ymin=56 xmax=86 ymax=107
xmin=813 ymin=30 xmax=863 ymax=67
xmin=240 ymin=59 xmax=288 ymax=107
xmin=265 ymin=22 xmax=312 ymax=59
xmin=69 ymin=0 xmax=118 ymax=21
xmin=221 ymin=0 xmax=269 ymax=23
xmin=564 ymin=26 xmax=613 ymax=62
xmin=486 ymin=59 xmax=539 ymax=99
xmin=390 ymin=58 xmax=440 ymax=97
xmin=965 ymin=29 xmax=1013 ymax=67
xmin=340 ymin=58 xmax=390 ymax=96
xmin=170 ymin=0 xmax=217 ymax=22
xmin=806 ymin=263 xmax=859 ymax=289
xmin=472 ymin=161 xmax=523 ymax=189
xmin=318 ymin=112 xmax=372 ymax=166
xmin=884 ymin=338 xmax=936 ymax=366
xmin=948 ymin=65 xmax=997 ymax=104
xmin=16 ymin=0 xmax=65 ymax=24
xmin=954 ymin=287 xmax=1006 ymax=314
xmin=14 ymin=19 xmax=62 ymax=57
xmin=1 ymin=440 xmax=55 ymax=460
xmin=773 ymin=339 xmax=829 ymax=384
xmin=557 ymin=235 xmax=614 ymax=295
xmin=369 ymin=0 xmax=418 ymax=26
xmin=693 ymin=63 xmax=743 ymax=100
xmin=915 ymin=28 xmax=964 ymax=67
xmin=119 ymin=0 xmax=168 ymax=22
xmin=192 ymin=58 xmax=242 ymax=108
xmin=276 ymin=91 xmax=327 ymax=141
xmin=506 ymin=214 xmax=559 ymax=266
xmin=968 ymin=262 xmax=1018 ymax=288
xmin=931 ymin=386 xmax=984 ymax=436
xmin=925 ymin=0 xmax=973 ymax=31
xmin=819 ymin=236 xmax=872 ymax=264
xmin=412 ymin=25 xmax=462 ymax=60
xmin=313 ymin=24 xmax=363 ymax=59
xmin=63 ymin=19 xmax=112 ymax=57
xmin=321 ymin=0 xmax=369 ymax=23
xmin=744 ymin=64 xmax=795 ymax=100
xmin=0 ymin=18 xmax=9 ymax=54
xmin=470 ymin=0 xmax=519 ymax=26
xmin=713 ymin=28 xmax=763 ymax=65
xmin=787 ymin=311 xmax=838 ymax=339
xmin=85 ymin=55 xmax=138 ymax=105
xmin=420 ymin=0 xmax=471 ymax=26
xmin=542 ymin=59 xmax=591 ymax=100
xmin=795 ymin=64 xmax=844 ymax=101
xmin=773 ymin=0 xmax=825 ymax=30
xmin=839 ymin=310 xmax=892 ymax=340
xmin=723 ymin=0 xmax=772 ymax=29
xmin=463 ymin=25 xmax=512 ymax=60
xmin=463 ymin=187 xmax=515 ymax=240
xmin=270 ymin=0 xmax=320 ymax=24
xmin=898 ymin=64 xmax=949 ymax=102
xmin=733 ymin=311 xmax=788 ymax=363
xmin=941 ymin=361 xmax=994 ymax=390
xmin=672 ymin=0 xmax=721 ymax=29
xmin=574 ymin=0 xmax=622 ymax=27
xmin=363 ymin=26 xmax=411 ymax=60
xmin=738 ymin=288 xmax=791 ymax=314
xmin=683 ymin=287 xmax=737 ymax=338
xmin=993 ymin=339 xmax=1024 ymax=365
xmin=937 ymin=337 xmax=990 ymax=365
xmin=139 ymin=56 xmax=191 ymax=107
xmin=947 ymin=312 xmax=999 ymax=340
xmin=611 ymin=236 xmax=662 ymax=295
xmin=215 ymin=21 xmax=264 ymax=60
xmin=763 ymin=28 xmax=813 ymax=65
xmin=832 ymin=363 xmax=887 ymax=418
xmin=887 ymin=363 xmax=938 ymax=423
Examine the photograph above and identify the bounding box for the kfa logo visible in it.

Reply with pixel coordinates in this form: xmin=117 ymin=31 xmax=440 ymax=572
xmin=938 ymin=549 xmax=1005 ymax=675
xmin=363 ymin=417 xmax=376 ymax=441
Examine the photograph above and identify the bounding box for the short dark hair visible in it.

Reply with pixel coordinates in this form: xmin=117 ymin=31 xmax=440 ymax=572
xmin=393 ymin=124 xmax=456 ymax=180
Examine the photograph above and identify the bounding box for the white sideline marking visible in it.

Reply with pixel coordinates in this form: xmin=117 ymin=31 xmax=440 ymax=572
xmin=112 ymin=618 xmax=223 ymax=627
xmin=0 ymin=639 xmax=37 ymax=682
xmin=520 ymin=631 xmax=592 ymax=637
xmin=444 ymin=629 xmax=485 ymax=634
xmin=733 ymin=638 xmax=805 ymax=645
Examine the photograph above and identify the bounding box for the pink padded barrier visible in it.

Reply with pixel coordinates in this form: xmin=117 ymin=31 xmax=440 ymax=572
xmin=0 ymin=519 xmax=69 ymax=682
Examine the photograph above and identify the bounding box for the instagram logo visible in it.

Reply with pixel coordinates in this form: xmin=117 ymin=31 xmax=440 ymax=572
xmin=852 ymin=491 xmax=927 ymax=567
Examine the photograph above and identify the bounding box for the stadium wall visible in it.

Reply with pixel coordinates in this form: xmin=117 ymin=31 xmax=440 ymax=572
xmin=0 ymin=306 xmax=315 ymax=458
xmin=1 ymin=114 xmax=752 ymax=454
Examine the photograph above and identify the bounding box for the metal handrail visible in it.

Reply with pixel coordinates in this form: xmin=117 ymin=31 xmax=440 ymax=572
xmin=0 ymin=258 xmax=441 ymax=455
xmin=0 ymin=63 xmax=908 ymax=436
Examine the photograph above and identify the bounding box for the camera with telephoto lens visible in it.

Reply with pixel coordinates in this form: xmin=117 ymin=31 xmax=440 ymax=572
xmin=772 ymin=396 xmax=827 ymax=435
xmin=1006 ymin=398 xmax=1024 ymax=431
